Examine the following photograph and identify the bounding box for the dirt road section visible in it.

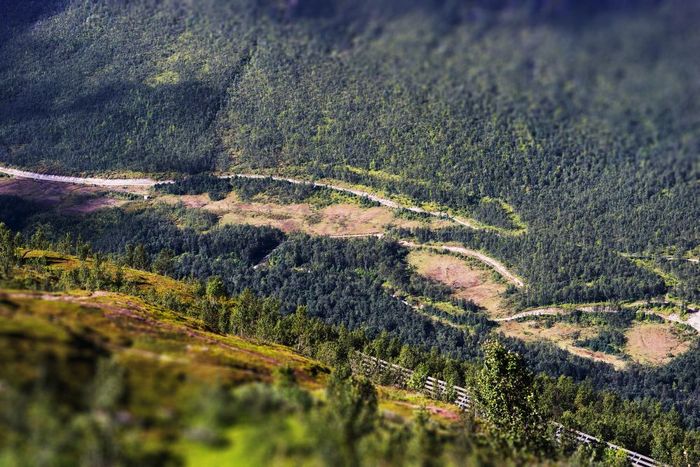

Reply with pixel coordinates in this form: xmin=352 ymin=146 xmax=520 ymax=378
xmin=0 ymin=165 xmax=168 ymax=187
xmin=228 ymin=174 xmax=480 ymax=229
xmin=400 ymin=241 xmax=524 ymax=288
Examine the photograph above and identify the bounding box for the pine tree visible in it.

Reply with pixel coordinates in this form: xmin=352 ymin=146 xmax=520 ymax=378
xmin=0 ymin=223 xmax=18 ymax=279
xmin=474 ymin=339 xmax=550 ymax=455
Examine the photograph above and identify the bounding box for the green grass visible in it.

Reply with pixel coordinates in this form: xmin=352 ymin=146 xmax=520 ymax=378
xmin=630 ymin=258 xmax=680 ymax=288
xmin=0 ymin=289 xmax=330 ymax=407
xmin=178 ymin=416 xmax=316 ymax=467
xmin=2 ymin=248 xmax=469 ymax=411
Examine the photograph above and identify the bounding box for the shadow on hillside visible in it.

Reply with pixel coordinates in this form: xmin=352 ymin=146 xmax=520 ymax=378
xmin=0 ymin=0 xmax=68 ymax=40
xmin=279 ymin=0 xmax=664 ymax=26
xmin=0 ymin=76 xmax=221 ymax=173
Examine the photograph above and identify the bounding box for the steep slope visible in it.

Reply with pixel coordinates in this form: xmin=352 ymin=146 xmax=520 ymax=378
xmin=0 ymin=286 xmax=471 ymax=465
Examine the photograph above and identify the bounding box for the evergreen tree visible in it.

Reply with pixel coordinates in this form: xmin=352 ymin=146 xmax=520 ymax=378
xmin=474 ymin=339 xmax=550 ymax=454
xmin=0 ymin=222 xmax=18 ymax=278
xmin=323 ymin=369 xmax=378 ymax=466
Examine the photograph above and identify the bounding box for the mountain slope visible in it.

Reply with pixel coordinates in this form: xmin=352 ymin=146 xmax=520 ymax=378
xmin=0 ymin=283 xmax=475 ymax=465
xmin=0 ymin=0 xmax=697 ymax=308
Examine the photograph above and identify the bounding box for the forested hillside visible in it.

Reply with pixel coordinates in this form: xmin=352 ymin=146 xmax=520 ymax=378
xmin=2 ymin=199 xmax=699 ymax=432
xmin=2 ymin=223 xmax=700 ymax=465
xmin=1 ymin=2 xmax=699 ymax=460
xmin=1 ymin=0 xmax=698 ymax=307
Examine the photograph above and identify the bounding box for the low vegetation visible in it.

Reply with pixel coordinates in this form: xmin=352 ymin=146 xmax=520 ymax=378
xmin=407 ymin=249 xmax=508 ymax=317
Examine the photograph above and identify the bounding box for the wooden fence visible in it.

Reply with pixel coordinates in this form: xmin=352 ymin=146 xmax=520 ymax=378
xmin=353 ymin=353 xmax=663 ymax=467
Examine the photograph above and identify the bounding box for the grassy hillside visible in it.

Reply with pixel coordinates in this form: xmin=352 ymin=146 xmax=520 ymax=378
xmin=0 ymin=280 xmax=484 ymax=465
xmin=3 ymin=234 xmax=700 ymax=464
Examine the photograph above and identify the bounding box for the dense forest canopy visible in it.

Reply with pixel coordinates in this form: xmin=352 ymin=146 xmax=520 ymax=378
xmin=1 ymin=0 xmax=697 ymax=266
xmin=0 ymin=0 xmax=699 ymax=430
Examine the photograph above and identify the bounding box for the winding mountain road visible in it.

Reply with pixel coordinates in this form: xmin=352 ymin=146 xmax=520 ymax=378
xmin=493 ymin=305 xmax=618 ymax=322
xmin=0 ymin=167 xmax=477 ymax=228
xmin=0 ymin=166 xmax=167 ymax=187
xmin=226 ymin=174 xmax=479 ymax=229
xmin=494 ymin=304 xmax=700 ymax=335
xmin=493 ymin=307 xmax=562 ymax=322
xmin=0 ymin=166 xmax=523 ymax=286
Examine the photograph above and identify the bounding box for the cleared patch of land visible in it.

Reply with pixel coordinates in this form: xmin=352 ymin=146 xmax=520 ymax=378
xmin=498 ymin=320 xmax=628 ymax=369
xmin=407 ymin=249 xmax=508 ymax=317
xmin=499 ymin=316 xmax=695 ymax=369
xmin=159 ymin=191 xmax=451 ymax=236
xmin=625 ymin=322 xmax=693 ymax=366
xmin=401 ymin=241 xmax=524 ymax=288
xmin=0 ymin=178 xmax=128 ymax=213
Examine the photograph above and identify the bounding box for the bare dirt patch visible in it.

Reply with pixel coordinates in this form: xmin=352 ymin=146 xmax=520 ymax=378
xmin=309 ymin=204 xmax=439 ymax=236
xmin=408 ymin=250 xmax=507 ymax=316
xmin=625 ymin=322 xmax=693 ymax=365
xmin=157 ymin=193 xmax=211 ymax=209
xmin=0 ymin=178 xmax=126 ymax=213
xmin=168 ymin=191 xmax=450 ymax=236
xmin=498 ymin=320 xmax=628 ymax=369
xmin=215 ymin=200 xmax=313 ymax=233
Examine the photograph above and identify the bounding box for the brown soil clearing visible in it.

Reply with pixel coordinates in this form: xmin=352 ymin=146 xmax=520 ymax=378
xmin=498 ymin=320 xmax=628 ymax=369
xmin=163 ymin=192 xmax=451 ymax=236
xmin=625 ymin=322 xmax=693 ymax=365
xmin=408 ymin=250 xmax=507 ymax=316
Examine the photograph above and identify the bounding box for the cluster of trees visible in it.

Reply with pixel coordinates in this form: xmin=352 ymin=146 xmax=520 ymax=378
xmin=156 ymin=174 xmax=232 ymax=200
xmin=656 ymin=259 xmax=700 ymax=304
xmin=528 ymin=309 xmax=680 ymax=358
xmin=0 ymin=222 xmax=20 ymax=279
xmin=575 ymin=329 xmax=628 ymax=356
xmin=396 ymin=226 xmax=668 ymax=307
xmin=2 ymin=0 xmax=698 ymax=313
xmin=229 ymin=177 xmax=321 ymax=204
xmin=5 ymin=202 xmax=700 ymax=427
xmin=5 ymin=222 xmax=700 ymax=463
xmin=538 ymin=376 xmax=700 ymax=466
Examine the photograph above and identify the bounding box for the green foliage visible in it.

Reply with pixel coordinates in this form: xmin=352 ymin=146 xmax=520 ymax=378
xmin=124 ymin=243 xmax=148 ymax=270
xmin=0 ymin=223 xmax=19 ymax=278
xmin=321 ymin=370 xmax=378 ymax=466
xmin=575 ymin=329 xmax=628 ymax=356
xmin=407 ymin=409 xmax=443 ymax=467
xmin=537 ymin=376 xmax=700 ymax=465
xmin=603 ymin=447 xmax=630 ymax=467
xmin=156 ymin=174 xmax=232 ymax=201
xmin=151 ymin=248 xmax=174 ymax=275
xmin=407 ymin=363 xmax=429 ymax=391
xmin=656 ymin=259 xmax=700 ymax=304
xmin=205 ymin=276 xmax=226 ymax=300
xmin=474 ymin=340 xmax=549 ymax=454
